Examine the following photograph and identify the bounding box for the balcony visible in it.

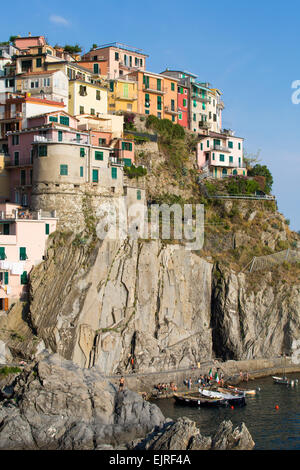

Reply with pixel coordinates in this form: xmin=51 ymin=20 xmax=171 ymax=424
xmin=143 ymin=85 xmax=167 ymax=95
xmin=109 ymin=155 xmax=124 ymax=166
xmin=5 ymin=157 xmax=33 ymax=168
xmin=33 ymin=135 xmax=90 ymax=145
xmin=217 ymin=100 xmax=225 ymax=110
xmin=115 ymin=92 xmax=138 ymax=101
xmin=164 ymin=106 xmax=179 ymax=115
xmin=199 ymin=121 xmax=211 ymax=129
xmin=213 ymin=144 xmax=230 ymax=152
xmin=192 ymin=93 xmax=209 ymax=103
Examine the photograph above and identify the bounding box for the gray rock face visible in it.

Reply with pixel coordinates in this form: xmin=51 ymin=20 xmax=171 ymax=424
xmin=131 ymin=417 xmax=254 ymax=451
xmin=0 ymin=352 xmax=165 ymax=450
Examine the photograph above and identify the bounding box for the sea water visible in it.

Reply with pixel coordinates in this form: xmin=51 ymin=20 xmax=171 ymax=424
xmin=152 ymin=373 xmax=300 ymax=450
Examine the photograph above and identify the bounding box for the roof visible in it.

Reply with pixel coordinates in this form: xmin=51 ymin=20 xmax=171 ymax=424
xmin=27 ymin=109 xmax=79 ymax=120
xmin=18 ymin=69 xmax=61 ymax=77
xmin=93 ymin=42 xmax=148 ymax=57
xmin=161 ymin=69 xmax=198 ymax=78
xmin=6 ymin=95 xmax=65 ymax=107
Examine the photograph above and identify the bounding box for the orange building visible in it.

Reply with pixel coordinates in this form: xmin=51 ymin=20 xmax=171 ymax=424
xmin=127 ymin=70 xmax=179 ymax=122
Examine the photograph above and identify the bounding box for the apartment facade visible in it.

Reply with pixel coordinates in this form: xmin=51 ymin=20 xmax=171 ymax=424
xmin=0 ymin=202 xmax=57 ymax=311
xmin=197 ymin=130 xmax=246 ymax=178
xmin=16 ymin=69 xmax=68 ymax=105
xmin=68 ymin=80 xmax=108 ymax=116
xmin=81 ymin=43 xmax=148 ymax=79
xmin=128 ymin=70 xmax=179 ymax=122
xmin=108 ymin=77 xmax=138 ymax=113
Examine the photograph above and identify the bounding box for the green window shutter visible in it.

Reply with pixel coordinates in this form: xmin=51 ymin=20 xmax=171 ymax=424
xmin=202 ymin=103 xmax=206 ymax=110
xmin=76 ymin=133 xmax=80 ymax=142
xmin=19 ymin=247 xmax=27 ymax=260
xmin=92 ymin=169 xmax=99 ymax=182
xmin=122 ymin=142 xmax=126 ymax=151
xmin=14 ymin=152 xmax=19 ymax=164
xmin=58 ymin=131 xmax=63 ymax=142
xmin=180 ymin=87 xmax=183 ymax=94
xmin=229 ymin=156 xmax=233 ymax=163
xmin=36 ymin=58 xmax=42 ymax=67
xmin=80 ymin=148 xmax=85 ymax=157
xmin=171 ymin=83 xmax=175 ymax=91
xmin=123 ymin=83 xmax=129 ymax=98
xmin=20 ymin=271 xmax=28 ymax=285
xmin=49 ymin=116 xmax=58 ymax=122
xmin=179 ymin=112 xmax=182 ymax=120
xmin=3 ymin=224 xmax=9 ymax=235
xmin=0 ymin=247 xmax=6 ymax=260
xmin=123 ymin=158 xmax=132 ymax=167
xmin=183 ymin=99 xmax=186 ymax=107
xmin=45 ymin=223 xmax=50 ymax=235
xmin=60 ymin=164 xmax=68 ymax=175
xmin=200 ymin=143 xmax=203 ymax=150
xmin=172 ymin=115 xmax=175 ymax=122
xmin=129 ymin=142 xmax=132 ymax=151
xmin=80 ymin=166 xmax=84 ymax=177
xmin=207 ymin=140 xmax=209 ymax=147
xmin=193 ymin=100 xmax=196 ymax=107
xmin=157 ymin=79 xmax=161 ymax=91
xmin=111 ymin=167 xmax=117 ymax=179
xmin=228 ymin=141 xmax=233 ymax=149
xmin=4 ymin=271 xmax=8 ymax=285
xmin=212 ymin=153 xmax=215 ymax=160
xmin=219 ymin=154 xmax=225 ymax=162
xmin=145 ymin=93 xmax=150 ymax=107
xmin=171 ymin=99 xmax=175 ymax=111
xmin=157 ymin=96 xmax=161 ymax=110
xmin=238 ymin=142 xmax=241 ymax=150
xmin=193 ymin=113 xmax=196 ymax=121
xmin=38 ymin=145 xmax=47 ymax=157
xmin=80 ymin=106 xmax=84 ymax=114
xmin=95 ymin=151 xmax=103 ymax=160
xmin=59 ymin=116 xmax=69 ymax=126
xmin=137 ymin=190 xmax=141 ymax=200
xmin=93 ymin=63 xmax=99 ymax=74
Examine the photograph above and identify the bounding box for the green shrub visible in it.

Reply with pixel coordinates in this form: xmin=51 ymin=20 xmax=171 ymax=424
xmin=124 ymin=165 xmax=147 ymax=179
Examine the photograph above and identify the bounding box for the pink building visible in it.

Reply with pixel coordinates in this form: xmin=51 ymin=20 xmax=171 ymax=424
xmin=0 ymin=202 xmax=57 ymax=311
xmin=197 ymin=130 xmax=246 ymax=179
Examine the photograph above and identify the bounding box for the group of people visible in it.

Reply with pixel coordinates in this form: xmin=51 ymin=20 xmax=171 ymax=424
xmin=184 ymin=369 xmax=225 ymax=390
xmin=154 ymin=382 xmax=177 ymax=393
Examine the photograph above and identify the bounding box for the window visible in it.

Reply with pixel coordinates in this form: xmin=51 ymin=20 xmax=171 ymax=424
xmin=49 ymin=116 xmax=58 ymax=122
xmin=122 ymin=142 xmax=133 ymax=151
xmin=0 ymin=271 xmax=9 ymax=284
xmin=238 ymin=142 xmax=241 ymax=150
xmin=171 ymin=99 xmax=175 ymax=111
xmin=202 ymin=103 xmax=206 ymax=110
xmin=193 ymin=100 xmax=197 ymax=107
xmin=92 ymin=169 xmax=99 ymax=182
xmin=80 ymin=148 xmax=85 ymax=157
xmin=229 ymin=156 xmax=233 ymax=163
xmin=59 ymin=116 xmax=69 ymax=126
xmin=111 ymin=167 xmax=117 ymax=179
xmin=171 ymin=82 xmax=175 ymax=91
xmin=115 ymin=52 xmax=119 ymax=61
xmin=20 ymin=271 xmax=28 ymax=285
xmin=76 ymin=134 xmax=81 ymax=143
xmin=0 ymin=247 xmax=6 ymax=260
xmin=19 ymin=247 xmax=27 ymax=261
xmin=212 ymin=153 xmax=215 ymax=160
xmin=20 ymin=169 xmax=26 ymax=186
xmin=123 ymin=158 xmax=132 ymax=167
xmin=60 ymin=164 xmax=68 ymax=175
xmin=140 ymin=59 xmax=143 ymax=66
xmin=183 ymin=99 xmax=187 ymax=107
xmin=12 ymin=135 xmax=19 ymax=145
xmin=200 ymin=143 xmax=203 ymax=151
xmin=79 ymin=106 xmax=84 ymax=114
xmin=135 ymin=57 xmax=138 ymax=66
xmin=219 ymin=154 xmax=225 ymax=162
xmin=90 ymin=108 xmax=95 ymax=115
xmin=157 ymin=112 xmax=161 ymax=119
xmin=93 ymin=63 xmax=99 ymax=74
xmin=58 ymin=131 xmax=63 ymax=142
xmin=38 ymin=145 xmax=47 ymax=157
xmin=178 ymin=112 xmax=182 ymax=120
xmin=95 ymin=151 xmax=103 ymax=160
xmin=193 ymin=113 xmax=196 ymax=121
xmin=45 ymin=223 xmax=50 ymax=235
xmin=36 ymin=58 xmax=42 ymax=67
xmin=137 ymin=190 xmax=141 ymax=200
xmin=80 ymin=166 xmax=84 ymax=177
xmin=3 ymin=224 xmax=9 ymax=235
xmin=228 ymin=141 xmax=233 ymax=149
xmin=207 ymin=140 xmax=209 ymax=148
xmin=145 ymin=93 xmax=150 ymax=107
xmin=98 ymin=138 xmax=106 ymax=145
xmin=157 ymin=79 xmax=161 ymax=91
xmin=172 ymin=115 xmax=175 ymax=122
xmin=44 ymin=78 xmax=50 ymax=86
xmin=96 ymin=90 xmax=101 ymax=100
xmin=79 ymin=85 xmax=87 ymax=96
xmin=14 ymin=151 xmax=19 ymax=165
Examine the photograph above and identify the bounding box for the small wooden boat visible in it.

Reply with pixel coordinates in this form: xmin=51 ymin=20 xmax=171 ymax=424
xmin=173 ymin=392 xmax=227 ymax=408
xmin=225 ymin=384 xmax=257 ymax=396
xmin=272 ymin=376 xmax=298 ymax=386
xmin=200 ymin=388 xmax=246 ymax=407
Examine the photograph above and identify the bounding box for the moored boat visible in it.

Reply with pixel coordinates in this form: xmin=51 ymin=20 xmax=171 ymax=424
xmin=225 ymin=384 xmax=257 ymax=396
xmin=199 ymin=388 xmax=246 ymax=407
xmin=173 ymin=392 xmax=227 ymax=408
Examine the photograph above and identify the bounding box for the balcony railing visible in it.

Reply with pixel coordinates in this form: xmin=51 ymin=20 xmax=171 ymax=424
xmin=143 ymin=85 xmax=167 ymax=94
xmin=5 ymin=157 xmax=33 ymax=168
xmin=199 ymin=121 xmax=211 ymax=129
xmin=0 ymin=209 xmax=56 ymax=221
xmin=115 ymin=92 xmax=138 ymax=101
xmin=217 ymin=100 xmax=225 ymax=109
xmin=164 ymin=106 xmax=179 ymax=115
xmin=192 ymin=93 xmax=210 ymax=103
xmin=109 ymin=155 xmax=124 ymax=166
xmin=33 ymin=135 xmax=90 ymax=145
xmin=213 ymin=144 xmax=230 ymax=152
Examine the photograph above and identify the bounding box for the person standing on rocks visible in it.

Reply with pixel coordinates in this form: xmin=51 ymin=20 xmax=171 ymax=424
xmin=119 ymin=376 xmax=125 ymax=392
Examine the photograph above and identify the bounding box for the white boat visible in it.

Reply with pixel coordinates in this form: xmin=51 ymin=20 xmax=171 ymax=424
xmin=273 ymin=355 xmax=298 ymax=386
xmin=199 ymin=388 xmax=246 ymax=406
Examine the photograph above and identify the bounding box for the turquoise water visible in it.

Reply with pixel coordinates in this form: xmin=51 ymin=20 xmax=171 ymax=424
xmin=152 ymin=373 xmax=300 ymax=450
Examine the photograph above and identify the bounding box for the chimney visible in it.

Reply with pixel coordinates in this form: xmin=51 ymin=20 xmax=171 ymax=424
xmin=28 ymin=32 xmax=31 ymax=37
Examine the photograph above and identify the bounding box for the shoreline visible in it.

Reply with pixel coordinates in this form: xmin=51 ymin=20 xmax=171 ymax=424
xmin=107 ymin=357 xmax=300 ymax=398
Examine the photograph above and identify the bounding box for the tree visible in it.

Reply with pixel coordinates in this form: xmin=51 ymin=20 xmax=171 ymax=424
xmin=91 ymin=44 xmax=98 ymax=50
xmin=243 ymin=149 xmax=261 ymax=168
xmin=64 ymin=44 xmax=82 ymax=54
xmin=247 ymin=164 xmax=273 ymax=193
xmin=9 ymin=36 xmax=18 ymax=44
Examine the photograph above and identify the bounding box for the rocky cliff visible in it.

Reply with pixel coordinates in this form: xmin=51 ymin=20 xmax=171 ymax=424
xmin=1 ymin=217 xmax=299 ymax=374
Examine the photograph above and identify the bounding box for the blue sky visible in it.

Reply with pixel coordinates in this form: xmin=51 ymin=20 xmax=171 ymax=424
xmin=3 ymin=0 xmax=300 ymax=229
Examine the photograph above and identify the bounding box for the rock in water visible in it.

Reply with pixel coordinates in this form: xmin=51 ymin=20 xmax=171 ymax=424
xmin=211 ymin=420 xmax=255 ymax=450
xmin=0 ymin=352 xmax=165 ymax=450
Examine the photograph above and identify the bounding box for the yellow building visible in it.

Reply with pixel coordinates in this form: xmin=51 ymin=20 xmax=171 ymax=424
xmin=0 ymin=153 xmax=10 ymax=201
xmin=108 ymin=77 xmax=138 ymax=113
xmin=68 ymin=80 xmax=108 ymax=116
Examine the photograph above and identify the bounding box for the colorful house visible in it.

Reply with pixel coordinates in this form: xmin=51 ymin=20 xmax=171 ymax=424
xmin=0 ymin=202 xmax=57 ymax=311
xmin=127 ymin=70 xmax=179 ymax=122
xmin=108 ymin=77 xmax=138 ymax=114
xmin=196 ymin=130 xmax=246 ymax=178
xmin=16 ymin=69 xmax=69 ymax=106
xmin=81 ymin=43 xmax=148 ymax=80
xmin=68 ymin=79 xmax=108 ymax=117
